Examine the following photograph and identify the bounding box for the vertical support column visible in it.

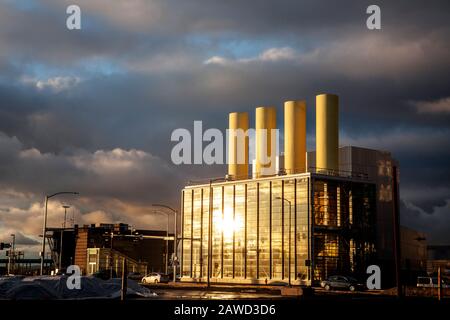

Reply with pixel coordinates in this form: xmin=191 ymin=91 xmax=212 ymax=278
xmin=180 ymin=191 xmax=184 ymax=277
xmin=281 ymin=180 xmax=285 ymax=279
xmin=244 ymin=184 xmax=248 ymax=279
xmin=221 ymin=186 xmax=224 ymax=279
xmin=199 ymin=188 xmax=203 ymax=279
xmin=256 ymin=183 xmax=260 ymax=279
xmin=232 ymin=185 xmax=236 ymax=279
xmin=269 ymin=181 xmax=273 ymax=279
xmin=190 ymin=190 xmax=194 ymax=278
xmin=294 ymin=179 xmax=298 ymax=280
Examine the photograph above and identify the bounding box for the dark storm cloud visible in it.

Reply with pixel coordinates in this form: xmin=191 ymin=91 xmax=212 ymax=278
xmin=0 ymin=0 xmax=449 ymax=243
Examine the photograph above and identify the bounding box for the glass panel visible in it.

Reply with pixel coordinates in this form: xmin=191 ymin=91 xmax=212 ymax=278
xmin=211 ymin=186 xmax=222 ymax=278
xmin=296 ymin=178 xmax=309 ymax=281
xmin=201 ymin=188 xmax=210 ymax=278
xmin=258 ymin=182 xmax=270 ymax=279
xmin=234 ymin=184 xmax=245 ymax=278
xmin=182 ymin=240 xmax=191 ymax=277
xmin=222 ymin=185 xmax=234 ymax=278
xmin=246 ymin=183 xmax=257 ymax=279
xmin=271 ymin=181 xmax=282 ymax=279
xmin=283 ymin=179 xmax=295 ymax=280
xmin=182 ymin=190 xmax=192 ymax=277
xmin=192 ymin=189 xmax=202 ymax=278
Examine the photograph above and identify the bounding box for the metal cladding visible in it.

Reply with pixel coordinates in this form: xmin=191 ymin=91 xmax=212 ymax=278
xmin=316 ymin=93 xmax=339 ymax=172
xmin=228 ymin=112 xmax=249 ymax=179
xmin=255 ymin=106 xmax=277 ymax=177
xmin=284 ymin=101 xmax=306 ymax=174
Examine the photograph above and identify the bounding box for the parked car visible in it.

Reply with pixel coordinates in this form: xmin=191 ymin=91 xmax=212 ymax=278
xmin=320 ymin=275 xmax=365 ymax=291
xmin=127 ymin=272 xmax=143 ymax=281
xmin=92 ymin=269 xmax=117 ymax=280
xmin=417 ymin=276 xmax=449 ymax=288
xmin=141 ymin=272 xmax=170 ymax=284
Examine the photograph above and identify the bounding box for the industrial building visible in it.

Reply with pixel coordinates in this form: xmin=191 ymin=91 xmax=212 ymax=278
xmin=180 ymin=94 xmax=399 ymax=286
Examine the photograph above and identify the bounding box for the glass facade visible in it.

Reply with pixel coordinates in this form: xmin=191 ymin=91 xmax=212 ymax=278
xmin=181 ymin=174 xmax=376 ymax=285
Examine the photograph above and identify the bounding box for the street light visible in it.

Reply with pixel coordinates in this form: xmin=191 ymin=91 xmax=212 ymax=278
xmin=40 ymin=191 xmax=79 ymax=275
xmin=59 ymin=205 xmax=70 ymax=270
xmin=152 ymin=210 xmax=170 ymax=274
xmin=104 ymin=231 xmax=115 ymax=279
xmin=276 ymin=196 xmax=292 ymax=287
xmin=8 ymin=234 xmax=15 ymax=275
xmin=152 ymin=204 xmax=178 ymax=283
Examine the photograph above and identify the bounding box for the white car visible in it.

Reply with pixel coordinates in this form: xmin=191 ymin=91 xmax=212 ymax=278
xmin=417 ymin=276 xmax=449 ymax=288
xmin=141 ymin=273 xmax=169 ymax=284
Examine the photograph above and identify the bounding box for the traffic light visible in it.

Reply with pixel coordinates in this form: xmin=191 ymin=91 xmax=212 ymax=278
xmin=0 ymin=242 xmax=11 ymax=250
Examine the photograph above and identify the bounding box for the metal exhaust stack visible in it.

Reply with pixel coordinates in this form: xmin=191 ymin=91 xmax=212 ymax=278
xmin=316 ymin=94 xmax=339 ymax=173
xmin=255 ymin=106 xmax=276 ymax=177
xmin=284 ymin=100 xmax=306 ymax=174
xmin=228 ymin=112 xmax=249 ymax=180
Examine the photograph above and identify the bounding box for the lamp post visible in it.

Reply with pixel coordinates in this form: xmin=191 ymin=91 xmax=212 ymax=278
xmin=40 ymin=191 xmax=79 ymax=275
xmin=276 ymin=197 xmax=292 ymax=286
xmin=59 ymin=205 xmax=70 ymax=270
xmin=153 ymin=210 xmax=169 ymax=274
xmin=8 ymin=234 xmax=15 ymax=275
xmin=103 ymin=231 xmax=115 ymax=278
xmin=152 ymin=204 xmax=178 ymax=282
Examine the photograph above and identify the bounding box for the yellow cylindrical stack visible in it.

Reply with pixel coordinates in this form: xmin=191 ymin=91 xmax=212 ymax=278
xmin=228 ymin=112 xmax=249 ymax=180
xmin=255 ymin=107 xmax=276 ymax=177
xmin=316 ymin=94 xmax=339 ymax=173
xmin=284 ymin=100 xmax=306 ymax=174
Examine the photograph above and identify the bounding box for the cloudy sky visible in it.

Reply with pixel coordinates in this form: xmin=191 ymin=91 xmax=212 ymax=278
xmin=0 ymin=0 xmax=449 ymax=256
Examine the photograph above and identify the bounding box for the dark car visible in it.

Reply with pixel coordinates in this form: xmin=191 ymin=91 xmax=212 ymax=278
xmin=92 ymin=269 xmax=117 ymax=280
xmin=320 ymin=275 xmax=365 ymax=291
xmin=127 ymin=272 xmax=143 ymax=281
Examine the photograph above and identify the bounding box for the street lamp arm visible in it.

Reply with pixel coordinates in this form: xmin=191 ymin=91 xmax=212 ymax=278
xmin=152 ymin=203 xmax=177 ymax=213
xmin=48 ymin=191 xmax=79 ymax=199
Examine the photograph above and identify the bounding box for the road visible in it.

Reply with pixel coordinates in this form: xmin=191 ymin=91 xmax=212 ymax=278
xmin=150 ymin=288 xmax=285 ymax=300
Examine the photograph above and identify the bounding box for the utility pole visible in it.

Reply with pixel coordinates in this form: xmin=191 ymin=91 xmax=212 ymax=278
xmin=392 ymin=166 xmax=402 ymax=298
xmin=10 ymin=234 xmax=15 ymax=274
xmin=59 ymin=205 xmax=70 ymax=270
xmin=438 ymin=266 xmax=442 ymax=301
xmin=110 ymin=231 xmax=114 ymax=279
xmin=121 ymin=257 xmax=128 ymax=301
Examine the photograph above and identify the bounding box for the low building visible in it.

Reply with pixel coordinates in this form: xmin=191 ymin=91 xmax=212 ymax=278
xmin=52 ymin=223 xmax=173 ymax=276
xmin=400 ymin=226 xmax=428 ymax=283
